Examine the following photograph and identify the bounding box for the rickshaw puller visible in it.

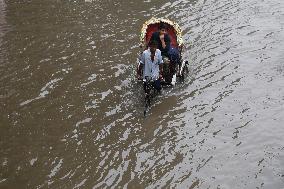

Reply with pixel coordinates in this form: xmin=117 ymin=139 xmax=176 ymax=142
xmin=137 ymin=40 xmax=163 ymax=93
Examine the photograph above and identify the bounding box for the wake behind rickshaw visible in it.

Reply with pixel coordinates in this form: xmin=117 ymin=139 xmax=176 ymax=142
xmin=137 ymin=17 xmax=189 ymax=116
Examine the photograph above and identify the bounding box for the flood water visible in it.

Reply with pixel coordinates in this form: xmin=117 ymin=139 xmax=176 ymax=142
xmin=1 ymin=0 xmax=284 ymax=188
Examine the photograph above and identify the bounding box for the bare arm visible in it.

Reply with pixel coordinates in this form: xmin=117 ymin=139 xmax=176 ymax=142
xmin=164 ymin=35 xmax=171 ymax=52
xmin=137 ymin=64 xmax=143 ymax=79
xmin=159 ymin=64 xmax=163 ymax=78
xmin=160 ymin=35 xmax=166 ymax=49
xmin=137 ymin=53 xmax=145 ymax=79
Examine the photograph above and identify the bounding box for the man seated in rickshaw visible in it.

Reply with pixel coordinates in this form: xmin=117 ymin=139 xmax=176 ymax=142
xmin=149 ymin=22 xmax=181 ymax=76
xmin=137 ymin=40 xmax=163 ymax=92
xmin=149 ymin=23 xmax=171 ymax=57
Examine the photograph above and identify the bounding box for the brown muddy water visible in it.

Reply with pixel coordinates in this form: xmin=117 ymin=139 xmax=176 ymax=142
xmin=1 ymin=0 xmax=284 ymax=188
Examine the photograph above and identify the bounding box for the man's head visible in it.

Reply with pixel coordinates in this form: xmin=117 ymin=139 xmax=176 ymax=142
xmin=148 ymin=40 xmax=158 ymax=53
xmin=159 ymin=23 xmax=167 ymax=35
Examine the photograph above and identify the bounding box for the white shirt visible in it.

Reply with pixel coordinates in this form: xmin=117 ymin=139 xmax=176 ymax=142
xmin=140 ymin=48 xmax=163 ymax=80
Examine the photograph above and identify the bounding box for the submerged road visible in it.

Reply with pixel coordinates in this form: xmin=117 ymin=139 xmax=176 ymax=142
xmin=1 ymin=0 xmax=284 ymax=188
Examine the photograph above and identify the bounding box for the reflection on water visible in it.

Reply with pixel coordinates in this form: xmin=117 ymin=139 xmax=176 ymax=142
xmin=1 ymin=0 xmax=284 ymax=188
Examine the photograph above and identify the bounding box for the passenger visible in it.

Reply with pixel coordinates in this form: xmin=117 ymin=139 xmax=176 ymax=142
xmin=149 ymin=23 xmax=171 ymax=57
xmin=137 ymin=40 xmax=163 ymax=92
xmin=150 ymin=22 xmax=181 ymax=75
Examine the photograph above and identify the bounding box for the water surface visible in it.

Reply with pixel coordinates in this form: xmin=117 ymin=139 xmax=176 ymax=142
xmin=1 ymin=0 xmax=284 ymax=188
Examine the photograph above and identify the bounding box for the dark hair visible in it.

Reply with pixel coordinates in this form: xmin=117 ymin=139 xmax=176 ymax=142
xmin=159 ymin=22 xmax=167 ymax=30
xmin=148 ymin=40 xmax=158 ymax=47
